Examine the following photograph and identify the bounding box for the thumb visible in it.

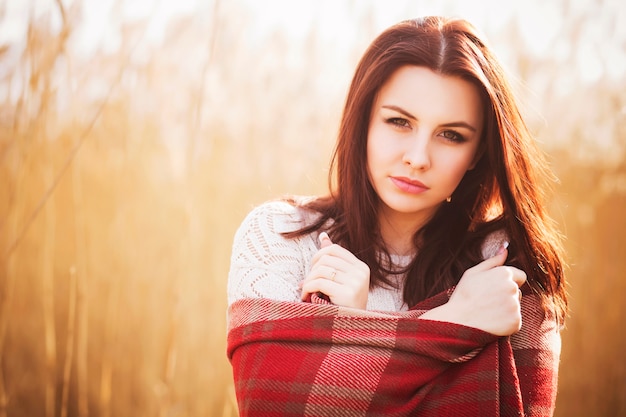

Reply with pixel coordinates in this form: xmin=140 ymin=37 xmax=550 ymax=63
xmin=318 ymin=232 xmax=333 ymax=248
xmin=470 ymin=241 xmax=509 ymax=272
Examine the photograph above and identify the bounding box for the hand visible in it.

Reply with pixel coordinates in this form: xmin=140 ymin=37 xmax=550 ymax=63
xmin=301 ymin=232 xmax=370 ymax=309
xmin=420 ymin=244 xmax=526 ymax=336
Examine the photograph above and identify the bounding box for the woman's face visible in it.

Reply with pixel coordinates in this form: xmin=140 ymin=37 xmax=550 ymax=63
xmin=367 ymin=65 xmax=484 ymax=229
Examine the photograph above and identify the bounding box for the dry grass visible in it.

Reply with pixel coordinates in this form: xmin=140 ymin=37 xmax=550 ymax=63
xmin=0 ymin=0 xmax=625 ymax=416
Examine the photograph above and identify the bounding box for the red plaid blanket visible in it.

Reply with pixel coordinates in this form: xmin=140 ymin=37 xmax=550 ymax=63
xmin=227 ymin=290 xmax=560 ymax=416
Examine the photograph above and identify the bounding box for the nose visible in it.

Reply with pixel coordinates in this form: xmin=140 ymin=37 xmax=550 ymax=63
xmin=402 ymin=133 xmax=431 ymax=170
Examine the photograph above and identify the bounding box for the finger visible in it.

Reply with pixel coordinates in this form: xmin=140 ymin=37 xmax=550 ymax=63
xmin=311 ymin=240 xmax=354 ymax=265
xmin=310 ymin=232 xmax=335 ymax=265
xmin=304 ymin=260 xmax=345 ymax=291
xmin=307 ymin=264 xmax=339 ymax=283
xmin=301 ymin=279 xmax=336 ymax=301
xmin=496 ymin=265 xmax=527 ymax=290
xmin=509 ymin=267 xmax=527 ymax=288
xmin=319 ymin=232 xmax=333 ymax=248
xmin=467 ymin=242 xmax=509 ymax=273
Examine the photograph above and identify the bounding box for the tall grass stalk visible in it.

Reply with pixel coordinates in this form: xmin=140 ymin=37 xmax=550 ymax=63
xmin=42 ymin=142 xmax=58 ymax=417
xmin=0 ymin=93 xmax=27 ymax=417
xmin=72 ymin=139 xmax=90 ymax=417
xmin=60 ymin=266 xmax=77 ymax=417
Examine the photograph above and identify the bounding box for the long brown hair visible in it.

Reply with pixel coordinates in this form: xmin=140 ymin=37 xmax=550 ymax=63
xmin=285 ymin=16 xmax=567 ymax=321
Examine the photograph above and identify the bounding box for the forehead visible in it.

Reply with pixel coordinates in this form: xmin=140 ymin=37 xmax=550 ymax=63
xmin=375 ymin=65 xmax=484 ymax=126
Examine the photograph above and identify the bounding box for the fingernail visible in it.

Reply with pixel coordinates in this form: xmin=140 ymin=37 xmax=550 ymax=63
xmin=497 ymin=241 xmax=509 ymax=255
xmin=319 ymin=232 xmax=330 ymax=243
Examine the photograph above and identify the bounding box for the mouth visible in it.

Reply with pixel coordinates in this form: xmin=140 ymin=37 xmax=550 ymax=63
xmin=390 ymin=176 xmax=429 ymax=194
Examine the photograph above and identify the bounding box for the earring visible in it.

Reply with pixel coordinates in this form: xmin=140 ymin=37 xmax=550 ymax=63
xmin=445 ymin=196 xmax=452 ymax=203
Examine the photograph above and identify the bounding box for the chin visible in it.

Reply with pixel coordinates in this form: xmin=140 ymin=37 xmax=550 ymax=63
xmin=381 ymin=199 xmax=439 ymax=217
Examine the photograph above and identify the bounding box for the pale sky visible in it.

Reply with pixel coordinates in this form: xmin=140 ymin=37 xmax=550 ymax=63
xmin=2 ymin=0 xmax=622 ymax=83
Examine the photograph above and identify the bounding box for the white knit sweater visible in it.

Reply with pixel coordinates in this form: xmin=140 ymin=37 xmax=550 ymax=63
xmin=227 ymin=200 xmax=506 ymax=312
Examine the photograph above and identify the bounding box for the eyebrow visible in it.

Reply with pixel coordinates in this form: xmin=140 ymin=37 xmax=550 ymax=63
xmin=381 ymin=104 xmax=478 ymax=133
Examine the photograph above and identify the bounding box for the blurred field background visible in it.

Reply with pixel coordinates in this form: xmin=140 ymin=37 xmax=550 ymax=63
xmin=0 ymin=0 xmax=625 ymax=416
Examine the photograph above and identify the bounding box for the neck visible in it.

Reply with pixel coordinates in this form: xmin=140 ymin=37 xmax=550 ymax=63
xmin=377 ymin=206 xmax=437 ymax=257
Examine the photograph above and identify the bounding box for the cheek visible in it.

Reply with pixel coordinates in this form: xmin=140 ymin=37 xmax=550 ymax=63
xmin=366 ymin=146 xmax=382 ymax=188
xmin=441 ymin=150 xmax=479 ymax=184
xmin=366 ymin=128 xmax=385 ymax=171
xmin=367 ymin=125 xmax=399 ymax=164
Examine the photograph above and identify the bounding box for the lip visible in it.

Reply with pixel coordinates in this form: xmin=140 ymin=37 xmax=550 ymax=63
xmin=390 ymin=176 xmax=429 ymax=194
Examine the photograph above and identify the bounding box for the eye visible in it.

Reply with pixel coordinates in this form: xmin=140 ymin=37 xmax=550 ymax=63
xmin=440 ymin=130 xmax=466 ymax=143
xmin=386 ymin=117 xmax=411 ymax=129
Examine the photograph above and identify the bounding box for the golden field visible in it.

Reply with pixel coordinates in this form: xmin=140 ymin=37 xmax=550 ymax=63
xmin=0 ymin=0 xmax=625 ymax=416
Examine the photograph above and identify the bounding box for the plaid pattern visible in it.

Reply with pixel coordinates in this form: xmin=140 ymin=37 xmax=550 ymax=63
xmin=227 ymin=290 xmax=560 ymax=416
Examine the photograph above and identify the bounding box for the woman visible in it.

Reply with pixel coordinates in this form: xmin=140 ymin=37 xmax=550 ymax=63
xmin=227 ymin=16 xmax=567 ymax=416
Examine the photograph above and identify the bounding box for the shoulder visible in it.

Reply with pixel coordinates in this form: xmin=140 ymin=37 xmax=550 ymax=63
xmin=480 ymin=229 xmax=508 ymax=260
xmin=228 ymin=199 xmax=322 ymax=305
xmin=237 ymin=198 xmax=320 ymax=235
xmin=233 ymin=197 xmax=326 ymax=249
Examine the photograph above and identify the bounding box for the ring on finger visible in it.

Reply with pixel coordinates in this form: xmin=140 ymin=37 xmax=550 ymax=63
xmin=329 ymin=269 xmax=337 ymax=281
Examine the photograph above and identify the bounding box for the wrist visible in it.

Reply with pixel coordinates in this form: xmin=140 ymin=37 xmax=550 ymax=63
xmin=419 ymin=302 xmax=463 ymax=326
